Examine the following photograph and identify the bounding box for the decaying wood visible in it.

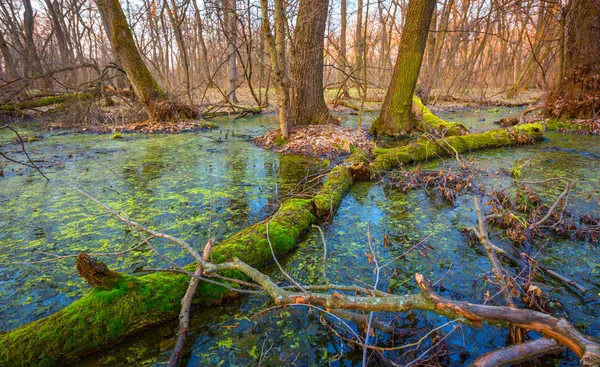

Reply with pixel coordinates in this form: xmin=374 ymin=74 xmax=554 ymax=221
xmin=75 ymin=252 xmax=122 ymax=290
xmin=470 ymin=338 xmax=565 ymax=367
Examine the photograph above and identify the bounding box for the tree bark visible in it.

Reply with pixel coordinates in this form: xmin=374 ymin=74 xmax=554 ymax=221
xmin=371 ymin=0 xmax=436 ymax=136
xmin=94 ymin=0 xmax=193 ymax=120
xmin=225 ymin=0 xmax=238 ymax=102
xmin=548 ymin=0 xmax=600 ymax=118
xmin=260 ymin=0 xmax=291 ymax=137
xmin=290 ymin=0 xmax=332 ymax=125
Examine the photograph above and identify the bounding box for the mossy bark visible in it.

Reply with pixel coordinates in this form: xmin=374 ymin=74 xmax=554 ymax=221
xmin=313 ymin=165 xmax=354 ymax=218
xmin=94 ymin=0 xmax=194 ymax=121
xmin=370 ymin=123 xmax=544 ymax=174
xmin=0 ymin=199 xmax=315 ymax=366
xmin=412 ymin=95 xmax=468 ymax=136
xmin=312 ymin=149 xmax=372 ymax=218
xmin=0 ymin=93 xmax=93 ymax=112
xmin=371 ymin=0 xmax=436 ymax=136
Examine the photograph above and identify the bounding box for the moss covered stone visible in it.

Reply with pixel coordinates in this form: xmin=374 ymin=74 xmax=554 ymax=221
xmin=0 ymin=199 xmax=316 ymax=366
xmin=371 ymin=123 xmax=544 ymax=174
xmin=313 ymin=165 xmax=354 ymax=218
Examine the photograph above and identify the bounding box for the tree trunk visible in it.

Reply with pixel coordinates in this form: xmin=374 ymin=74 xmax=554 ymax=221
xmin=94 ymin=0 xmax=193 ymax=120
xmin=225 ymin=0 xmax=238 ymax=102
xmin=23 ymin=0 xmax=51 ymax=90
xmin=260 ymin=0 xmax=291 ymax=138
xmin=164 ymin=0 xmax=192 ymax=102
xmin=0 ymin=30 xmax=19 ymax=81
xmin=290 ymin=0 xmax=332 ymax=125
xmin=354 ymin=0 xmax=364 ymax=87
xmin=337 ymin=0 xmax=349 ymax=97
xmin=547 ymin=0 xmax=600 ymax=118
xmin=371 ymin=0 xmax=436 ymax=136
xmin=422 ymin=0 xmax=454 ymax=103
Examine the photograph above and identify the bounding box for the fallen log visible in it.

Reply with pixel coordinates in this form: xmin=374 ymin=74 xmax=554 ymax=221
xmin=0 ymin=92 xmax=94 ymax=113
xmin=412 ymin=95 xmax=468 ymax=136
xmin=0 ymin=198 xmax=316 ymax=366
xmin=313 ymin=149 xmax=372 ymax=218
xmin=370 ymin=123 xmax=544 ymax=175
xmin=470 ymin=338 xmax=565 ymax=367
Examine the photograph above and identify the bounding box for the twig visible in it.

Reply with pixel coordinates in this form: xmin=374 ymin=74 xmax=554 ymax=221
xmin=0 ymin=125 xmax=49 ymax=180
xmin=533 ymin=181 xmax=573 ymax=227
xmin=312 ymin=224 xmax=329 ymax=285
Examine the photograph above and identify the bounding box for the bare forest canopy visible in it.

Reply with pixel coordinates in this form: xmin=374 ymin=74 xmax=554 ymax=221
xmin=0 ymin=0 xmax=592 ymax=111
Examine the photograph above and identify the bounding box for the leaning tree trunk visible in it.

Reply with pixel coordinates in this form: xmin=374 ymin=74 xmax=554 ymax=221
xmin=290 ymin=0 xmax=332 ymax=125
xmin=94 ymin=0 xmax=193 ymax=120
xmin=547 ymin=0 xmax=600 ymax=119
xmin=371 ymin=0 xmax=436 ymax=136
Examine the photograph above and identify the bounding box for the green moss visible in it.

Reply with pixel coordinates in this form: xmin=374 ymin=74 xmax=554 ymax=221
xmin=274 ymin=135 xmax=286 ymax=146
xmin=412 ymin=96 xmax=468 ymax=136
xmin=545 ymin=118 xmax=590 ymax=133
xmin=370 ymin=123 xmax=544 ymax=173
xmin=0 ymin=93 xmax=94 ymax=112
xmin=313 ymin=166 xmax=354 ymax=218
xmin=0 ymin=199 xmax=316 ymax=366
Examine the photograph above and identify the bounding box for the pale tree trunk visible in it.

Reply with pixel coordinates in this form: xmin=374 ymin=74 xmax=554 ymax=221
xmin=260 ymin=0 xmax=291 ymax=137
xmin=164 ymin=0 xmax=192 ymax=102
xmin=371 ymin=0 xmax=436 ymax=136
xmin=290 ymin=0 xmax=332 ymax=125
xmin=225 ymin=0 xmax=238 ymax=102
xmin=94 ymin=0 xmax=193 ymax=120
xmin=337 ymin=0 xmax=349 ymax=97
xmin=423 ymin=0 xmax=454 ymax=103
xmin=354 ymin=0 xmax=364 ymax=88
xmin=191 ymin=0 xmax=212 ymax=87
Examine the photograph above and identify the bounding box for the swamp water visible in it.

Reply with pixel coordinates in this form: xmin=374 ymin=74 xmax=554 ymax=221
xmin=0 ymin=110 xmax=598 ymax=366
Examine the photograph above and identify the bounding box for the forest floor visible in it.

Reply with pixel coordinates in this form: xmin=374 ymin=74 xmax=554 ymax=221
xmin=8 ymin=86 xmax=598 ymax=141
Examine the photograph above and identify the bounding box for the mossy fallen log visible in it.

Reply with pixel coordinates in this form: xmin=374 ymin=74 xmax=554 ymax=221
xmin=370 ymin=123 xmax=544 ymax=174
xmin=0 ymin=92 xmax=93 ymax=113
xmin=412 ymin=96 xmax=469 ymax=136
xmin=313 ymin=149 xmax=371 ymax=218
xmin=313 ymin=165 xmax=354 ymax=218
xmin=0 ymin=198 xmax=316 ymax=366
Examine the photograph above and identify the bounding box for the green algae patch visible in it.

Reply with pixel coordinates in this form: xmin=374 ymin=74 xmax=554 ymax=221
xmin=313 ymin=166 xmax=354 ymax=218
xmin=371 ymin=123 xmax=544 ymax=174
xmin=545 ymin=118 xmax=592 ymax=134
xmin=412 ymin=96 xmax=468 ymax=136
xmin=0 ymin=199 xmax=316 ymax=367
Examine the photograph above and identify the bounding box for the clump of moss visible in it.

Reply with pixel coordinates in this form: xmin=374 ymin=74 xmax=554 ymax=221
xmin=111 ymin=132 xmax=123 ymax=139
xmin=273 ymin=135 xmax=286 ymax=146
